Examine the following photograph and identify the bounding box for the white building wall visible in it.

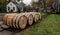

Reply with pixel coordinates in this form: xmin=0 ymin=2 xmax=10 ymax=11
xmin=7 ymin=2 xmax=18 ymax=12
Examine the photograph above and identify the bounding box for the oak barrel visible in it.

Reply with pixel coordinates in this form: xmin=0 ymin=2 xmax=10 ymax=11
xmin=15 ymin=14 xmax=27 ymax=29
xmin=24 ymin=12 xmax=33 ymax=25
xmin=3 ymin=14 xmax=17 ymax=27
xmin=30 ymin=12 xmax=40 ymax=22
xmin=3 ymin=13 xmax=27 ymax=29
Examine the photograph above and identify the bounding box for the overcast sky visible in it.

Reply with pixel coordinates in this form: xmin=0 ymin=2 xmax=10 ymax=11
xmin=23 ymin=0 xmax=32 ymax=6
xmin=23 ymin=0 xmax=39 ymax=6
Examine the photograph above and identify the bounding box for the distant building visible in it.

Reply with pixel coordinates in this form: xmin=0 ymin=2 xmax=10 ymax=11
xmin=6 ymin=0 xmax=41 ymax=12
xmin=6 ymin=1 xmax=25 ymax=12
xmin=16 ymin=2 xmax=25 ymax=12
xmin=6 ymin=2 xmax=18 ymax=12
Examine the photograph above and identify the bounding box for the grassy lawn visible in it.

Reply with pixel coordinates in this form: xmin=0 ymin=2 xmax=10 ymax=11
xmin=23 ymin=14 xmax=60 ymax=35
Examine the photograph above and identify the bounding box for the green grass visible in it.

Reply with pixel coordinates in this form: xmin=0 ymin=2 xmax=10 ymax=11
xmin=23 ymin=14 xmax=60 ymax=35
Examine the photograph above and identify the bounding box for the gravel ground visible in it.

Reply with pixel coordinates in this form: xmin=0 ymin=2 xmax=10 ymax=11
xmin=0 ymin=30 xmax=13 ymax=35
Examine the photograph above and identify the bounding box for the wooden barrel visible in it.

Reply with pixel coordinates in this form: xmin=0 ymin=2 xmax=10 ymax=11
xmin=39 ymin=13 xmax=41 ymax=20
xmin=37 ymin=12 xmax=41 ymax=20
xmin=3 ymin=13 xmax=27 ymax=29
xmin=35 ymin=12 xmax=40 ymax=21
xmin=15 ymin=14 xmax=27 ymax=29
xmin=30 ymin=12 xmax=39 ymax=22
xmin=3 ymin=14 xmax=9 ymax=25
xmin=3 ymin=14 xmax=16 ymax=27
xmin=12 ymin=14 xmax=18 ymax=28
xmin=19 ymin=12 xmax=33 ymax=25
xmin=24 ymin=12 xmax=33 ymax=25
xmin=7 ymin=14 xmax=16 ymax=27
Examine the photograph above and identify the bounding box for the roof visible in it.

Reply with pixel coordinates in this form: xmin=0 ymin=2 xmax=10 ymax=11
xmin=7 ymin=2 xmax=16 ymax=6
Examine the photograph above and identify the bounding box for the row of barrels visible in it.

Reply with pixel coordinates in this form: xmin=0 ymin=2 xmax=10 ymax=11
xmin=3 ymin=12 xmax=41 ymax=29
